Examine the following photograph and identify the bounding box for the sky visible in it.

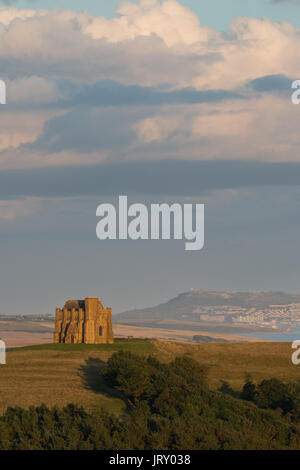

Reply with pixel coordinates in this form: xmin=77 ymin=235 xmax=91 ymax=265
xmin=0 ymin=0 xmax=300 ymax=314
xmin=3 ymin=0 xmax=300 ymax=30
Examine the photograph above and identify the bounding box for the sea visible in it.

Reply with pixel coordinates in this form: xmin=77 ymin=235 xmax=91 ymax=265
xmin=241 ymin=327 xmax=300 ymax=342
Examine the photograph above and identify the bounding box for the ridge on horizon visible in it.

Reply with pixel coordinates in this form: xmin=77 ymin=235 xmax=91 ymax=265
xmin=115 ymin=289 xmax=300 ymax=321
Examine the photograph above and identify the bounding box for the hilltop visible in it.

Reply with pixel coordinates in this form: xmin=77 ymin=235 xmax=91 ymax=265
xmin=116 ymin=290 xmax=300 ymax=321
xmin=114 ymin=289 xmax=300 ymax=334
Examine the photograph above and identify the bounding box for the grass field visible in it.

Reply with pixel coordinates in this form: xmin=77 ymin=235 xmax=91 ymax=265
xmin=20 ymin=338 xmax=155 ymax=353
xmin=0 ymin=339 xmax=299 ymax=416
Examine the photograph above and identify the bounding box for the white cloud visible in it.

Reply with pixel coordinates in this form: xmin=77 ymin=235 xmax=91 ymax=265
xmin=0 ymin=6 xmax=42 ymax=25
xmin=0 ymin=1 xmax=299 ymax=171
xmin=83 ymin=0 xmax=211 ymax=46
xmin=0 ymin=2 xmax=298 ymax=90
xmin=196 ymin=16 xmax=300 ymax=90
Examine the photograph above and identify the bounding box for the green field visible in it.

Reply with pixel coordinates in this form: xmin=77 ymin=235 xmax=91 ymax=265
xmin=0 ymin=339 xmax=299 ymax=416
xmin=20 ymin=338 xmax=154 ymax=353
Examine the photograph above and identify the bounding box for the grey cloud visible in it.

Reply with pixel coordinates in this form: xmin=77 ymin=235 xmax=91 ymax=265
xmin=1 ymin=159 xmax=300 ymax=199
xmin=54 ymin=80 xmax=243 ymax=108
xmin=248 ymin=74 xmax=295 ymax=93
xmin=26 ymin=89 xmax=244 ymax=155
xmin=6 ymin=76 xmax=291 ymax=113
xmin=30 ymin=107 xmax=138 ymax=153
xmin=6 ymin=79 xmax=244 ymax=111
xmin=56 ymin=75 xmax=294 ymax=108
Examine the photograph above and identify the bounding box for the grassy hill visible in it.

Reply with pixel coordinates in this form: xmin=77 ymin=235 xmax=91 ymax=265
xmin=0 ymin=339 xmax=298 ymax=416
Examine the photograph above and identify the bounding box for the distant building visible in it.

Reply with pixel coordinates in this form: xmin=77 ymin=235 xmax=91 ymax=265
xmin=54 ymin=297 xmax=114 ymax=344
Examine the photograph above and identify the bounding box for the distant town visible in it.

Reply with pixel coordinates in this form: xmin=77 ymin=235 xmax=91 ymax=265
xmin=115 ymin=290 xmax=300 ymax=333
xmin=194 ymin=304 xmax=300 ymax=330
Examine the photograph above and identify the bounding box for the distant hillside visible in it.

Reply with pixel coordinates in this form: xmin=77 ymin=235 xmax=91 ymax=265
xmin=115 ymin=289 xmax=300 ymax=321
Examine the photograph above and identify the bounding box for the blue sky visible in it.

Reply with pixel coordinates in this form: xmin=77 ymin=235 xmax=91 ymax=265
xmin=8 ymin=0 xmax=300 ymax=30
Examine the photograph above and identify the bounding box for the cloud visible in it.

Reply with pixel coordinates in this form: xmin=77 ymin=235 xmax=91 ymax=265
xmin=0 ymin=1 xmax=299 ymax=90
xmin=84 ymin=0 xmax=214 ymax=46
xmin=248 ymin=74 xmax=294 ymax=93
xmin=0 ymin=1 xmax=298 ymax=172
xmin=0 ymin=159 xmax=300 ymax=200
xmin=0 ymin=92 xmax=299 ymax=169
xmin=4 ymin=74 xmax=293 ymax=112
xmin=0 ymin=197 xmax=40 ymax=220
xmin=7 ymin=76 xmax=61 ymax=105
xmin=5 ymin=78 xmax=243 ymax=110
xmin=31 ymin=107 xmax=138 ymax=153
xmin=0 ymin=109 xmax=55 ymax=151
xmin=54 ymin=80 xmax=243 ymax=108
